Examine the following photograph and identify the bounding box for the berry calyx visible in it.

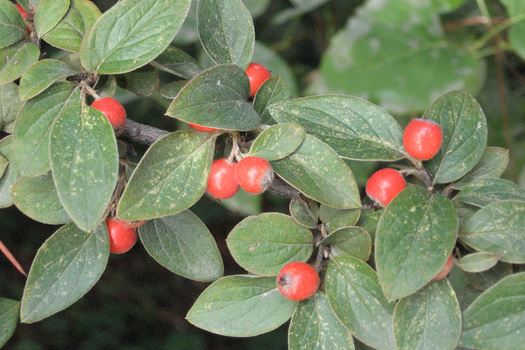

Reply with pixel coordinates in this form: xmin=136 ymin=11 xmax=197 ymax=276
xmin=277 ymin=262 xmax=320 ymax=301
xmin=91 ymin=97 xmax=127 ymax=130
xmin=207 ymin=159 xmax=239 ymax=199
xmin=15 ymin=4 xmax=29 ymax=19
xmin=105 ymin=218 xmax=138 ymax=254
xmin=188 ymin=123 xmax=218 ymax=132
xmin=245 ymin=63 xmax=272 ymax=98
xmin=235 ymin=156 xmax=274 ymax=194
xmin=403 ymin=118 xmax=443 ymax=161
xmin=433 ymin=254 xmax=454 ymax=280
xmin=366 ymin=168 xmax=406 ymax=207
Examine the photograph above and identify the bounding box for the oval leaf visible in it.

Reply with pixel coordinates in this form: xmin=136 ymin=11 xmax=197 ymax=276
xmin=322 ymin=226 xmax=371 ymax=261
xmin=456 ymin=252 xmax=499 ymax=273
xmin=186 ymin=275 xmax=296 ymax=337
xmin=394 ymin=279 xmax=461 ymax=350
xmin=0 ymin=0 xmax=26 ymax=49
xmin=115 ymin=64 xmax=159 ymax=97
xmin=34 ymin=0 xmax=70 ymax=37
xmin=318 ymin=204 xmax=361 ymax=233
xmin=0 ymin=298 xmax=19 ymax=348
xmin=375 ymin=186 xmax=458 ymax=301
xmin=0 ymin=82 xmax=23 ymax=131
xmin=452 ymin=147 xmax=509 ymax=190
xmin=80 ymin=0 xmax=191 ymax=74
xmin=20 ymin=222 xmax=109 ymax=323
xmin=249 ymin=122 xmax=305 ymax=161
xmin=453 ymin=178 xmax=525 ymax=207
xmin=138 ymin=210 xmax=223 ymax=282
xmin=0 ymin=41 xmax=40 ymax=85
xmin=117 ymin=131 xmax=216 ymax=221
xmin=49 ymin=104 xmax=118 ymax=232
xmin=153 ymin=45 xmax=203 ymax=79
xmin=19 ymin=59 xmax=77 ymax=101
xmin=271 ymin=135 xmax=361 ymax=209
xmin=227 ymin=213 xmax=314 ymax=276
xmin=289 ymin=198 xmax=319 ymax=229
xmin=0 ymin=136 xmax=20 ymax=208
xmin=253 ymin=75 xmax=290 ymax=123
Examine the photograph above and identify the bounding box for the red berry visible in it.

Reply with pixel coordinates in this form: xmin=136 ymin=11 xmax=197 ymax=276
xmin=245 ymin=63 xmax=271 ymax=98
xmin=188 ymin=123 xmax=218 ymax=132
xmin=91 ymin=97 xmax=127 ymax=130
xmin=15 ymin=4 xmax=29 ymax=19
xmin=403 ymin=118 xmax=443 ymax=161
xmin=105 ymin=218 xmax=138 ymax=254
xmin=277 ymin=262 xmax=320 ymax=301
xmin=433 ymin=254 xmax=454 ymax=280
xmin=235 ymin=156 xmax=274 ymax=194
xmin=207 ymin=159 xmax=239 ymax=199
xmin=366 ymin=168 xmax=406 ymax=207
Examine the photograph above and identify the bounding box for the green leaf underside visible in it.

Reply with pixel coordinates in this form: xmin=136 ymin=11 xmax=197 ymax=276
xmin=454 ymin=178 xmax=525 ymax=208
xmin=0 ymin=41 xmax=40 ymax=85
xmin=0 ymin=298 xmax=19 ymax=348
xmin=394 ymin=279 xmax=461 ymax=350
xmin=318 ymin=204 xmax=361 ymax=233
xmin=457 ymin=252 xmax=500 ymax=273
xmin=0 ymin=136 xmax=20 ymax=208
xmin=166 ymin=64 xmax=259 ymax=130
xmin=153 ymin=45 xmax=203 ymax=79
xmin=49 ymin=104 xmax=118 ymax=232
xmin=271 ymin=135 xmax=361 ymax=209
xmin=197 ymin=0 xmax=255 ymax=68
xmin=227 ymin=213 xmax=313 ymax=276
xmin=460 ymin=272 xmax=525 ymax=350
xmin=186 ymin=275 xmax=296 ymax=337
xmin=459 ymin=200 xmax=525 ymax=263
xmin=19 ymin=59 xmax=77 ymax=101
xmin=325 ymin=257 xmax=396 ymax=350
xmin=139 ymin=210 xmax=223 ymax=282
xmin=20 ymin=222 xmax=109 ymax=323
xmin=117 ymin=131 xmax=216 ymax=221
xmin=115 ymin=64 xmax=159 ymax=97
xmin=34 ymin=0 xmax=70 ymax=37
xmin=289 ymin=292 xmax=355 ymax=350
xmin=12 ymin=172 xmax=70 ymax=225
xmin=80 ymin=0 xmax=191 ymax=74
xmin=425 ymin=91 xmax=488 ymax=184
xmin=452 ymin=147 xmax=509 ymax=190
xmin=289 ymin=198 xmax=319 ymax=229
xmin=249 ymin=122 xmax=306 ymax=161
xmin=322 ymin=226 xmax=371 ymax=262
xmin=0 ymin=0 xmax=26 ymax=49
xmin=253 ymin=75 xmax=290 ymax=123
xmin=269 ymin=95 xmax=405 ymax=161
xmin=375 ymin=186 xmax=458 ymax=301
xmin=0 ymin=82 xmax=23 ymax=131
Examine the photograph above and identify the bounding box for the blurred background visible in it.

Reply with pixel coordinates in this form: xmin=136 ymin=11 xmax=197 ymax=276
xmin=2 ymin=0 xmax=525 ymax=348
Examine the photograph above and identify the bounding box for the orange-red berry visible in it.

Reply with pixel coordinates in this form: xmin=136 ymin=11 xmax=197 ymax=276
xmin=15 ymin=4 xmax=29 ymax=19
xmin=235 ymin=157 xmax=274 ymax=194
xmin=366 ymin=168 xmax=406 ymax=207
xmin=403 ymin=118 xmax=443 ymax=161
xmin=433 ymin=254 xmax=454 ymax=280
xmin=206 ymin=159 xmax=239 ymax=199
xmin=105 ymin=218 xmax=138 ymax=254
xmin=245 ymin=63 xmax=272 ymax=98
xmin=188 ymin=123 xmax=218 ymax=132
xmin=91 ymin=97 xmax=127 ymax=130
xmin=277 ymin=262 xmax=320 ymax=301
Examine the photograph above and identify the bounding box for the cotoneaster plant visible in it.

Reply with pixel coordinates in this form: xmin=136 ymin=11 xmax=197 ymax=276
xmin=105 ymin=218 xmax=138 ymax=254
xmin=206 ymin=158 xmax=239 ymax=199
xmin=245 ymin=62 xmax=272 ymax=97
xmin=91 ymin=97 xmax=127 ymax=131
xmin=403 ymin=118 xmax=443 ymax=161
xmin=365 ymin=168 xmax=406 ymax=207
xmin=277 ymin=262 xmax=320 ymax=301
xmin=433 ymin=253 xmax=455 ymax=280
xmin=188 ymin=123 xmax=218 ymax=132
xmin=235 ymin=156 xmax=274 ymax=194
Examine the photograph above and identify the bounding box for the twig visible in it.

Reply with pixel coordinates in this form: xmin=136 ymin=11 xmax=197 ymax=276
xmin=0 ymin=240 xmax=27 ymax=277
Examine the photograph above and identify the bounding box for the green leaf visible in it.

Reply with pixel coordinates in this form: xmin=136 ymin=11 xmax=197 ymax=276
xmin=93 ymin=74 xmax=117 ymax=98
xmin=117 ymin=131 xmax=215 ymax=221
xmin=463 ymin=262 xmax=513 ymax=291
xmin=153 ymin=45 xmax=203 ymax=79
xmin=139 ymin=210 xmax=223 ymax=282
xmin=325 ymin=257 xmax=396 ymax=350
xmin=0 ymin=0 xmax=26 ymax=49
xmin=394 ymin=279 xmax=461 ymax=350
xmin=13 ymin=83 xmax=81 ymax=177
xmin=12 ymin=172 xmax=70 ymax=225
xmin=289 ymin=198 xmax=319 ymax=229
xmin=0 ymin=155 xmax=7 ymax=177
xmin=186 ymin=275 xmax=296 ymax=337
xmin=42 ymin=0 xmax=101 ymax=52
xmin=249 ymin=122 xmax=305 ymax=161
xmin=452 ymin=147 xmax=509 ymax=190
xmin=425 ymin=91 xmax=488 ymax=184
xmin=289 ymin=292 xmax=354 ymax=350
xmin=227 ymin=213 xmax=313 ymax=276
xmin=456 ymin=252 xmax=499 ymax=273
xmin=375 ymin=186 xmax=458 ymax=301
xmin=253 ymin=75 xmax=290 ymax=124
xmin=20 ymin=222 xmax=109 ymax=323
xmin=318 ymin=204 xmax=361 ymax=233
xmin=356 ymin=208 xmax=382 ymax=239
xmin=34 ymin=0 xmax=70 ymax=37
xmin=0 ymin=136 xmax=20 ymax=208
xmin=460 ymin=272 xmax=525 ymax=350
xmin=197 ymin=0 xmax=254 ymax=68
xmin=459 ymin=200 xmax=525 ymax=263
xmin=0 ymin=298 xmax=19 ymax=348
xmin=0 ymin=41 xmax=40 ymax=85
xmin=19 ymin=59 xmax=77 ymax=101
xmin=49 ymin=104 xmax=118 ymax=232
xmin=271 ymin=135 xmax=361 ymax=209
xmin=80 ymin=0 xmax=191 ymax=74
xmin=115 ymin=64 xmax=159 ymax=97
xmin=0 ymin=82 xmax=23 ymax=131
xmin=166 ymin=64 xmax=259 ymax=131
xmin=322 ymin=227 xmax=371 ymax=262
xmin=269 ymin=95 xmax=405 ymax=161
xmin=160 ymin=80 xmax=186 ymax=99
xmin=501 ymin=0 xmax=525 ymax=60
xmin=454 ymin=178 xmax=525 ymax=208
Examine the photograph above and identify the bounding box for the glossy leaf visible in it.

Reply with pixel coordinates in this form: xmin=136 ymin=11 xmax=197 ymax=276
xmin=115 ymin=64 xmax=159 ymax=97
xmin=0 ymin=41 xmax=40 ymax=85
xmin=325 ymin=257 xmax=396 ymax=350
xmin=456 ymin=252 xmax=499 ymax=273
xmin=0 ymin=136 xmax=20 ymax=208
xmin=376 ymin=186 xmax=458 ymax=301
xmin=271 ymin=135 xmax=361 ymax=209
xmin=289 ymin=198 xmax=319 ymax=229
xmin=19 ymin=59 xmax=77 ymax=101
xmin=80 ymin=0 xmax=191 ymax=74
xmin=186 ymin=275 xmax=296 ymax=337
xmin=49 ymin=104 xmax=118 ymax=232
xmin=288 ymin=292 xmax=354 ymax=350
xmin=34 ymin=0 xmax=69 ymax=37
xmin=227 ymin=213 xmax=313 ymax=276
xmin=454 ymin=178 xmax=525 ymax=207
xmin=13 ymin=83 xmax=81 ymax=177
xmin=460 ymin=272 xmax=525 ymax=350
xmin=452 ymin=147 xmax=509 ymax=190
xmin=153 ymin=45 xmax=203 ymax=79
xmin=459 ymin=200 xmax=525 ymax=263
xmin=139 ymin=210 xmax=223 ymax=282
xmin=166 ymin=64 xmax=259 ymax=130
xmin=425 ymin=91 xmax=487 ymax=184
xmin=318 ymin=204 xmax=361 ymax=233
xmin=462 ymin=262 xmax=513 ymax=291
xmin=253 ymin=75 xmax=290 ymax=123
xmin=249 ymin=122 xmax=305 ymax=161
xmin=0 ymin=82 xmax=23 ymax=131
xmin=394 ymin=279 xmax=461 ymax=350
xmin=197 ymin=0 xmax=254 ymax=68
xmin=0 ymin=298 xmax=19 ymax=348
xmin=269 ymin=95 xmax=405 ymax=161
xmin=0 ymin=0 xmax=26 ymax=49
xmin=117 ymin=131 xmax=216 ymax=221
xmin=322 ymin=226 xmax=371 ymax=261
